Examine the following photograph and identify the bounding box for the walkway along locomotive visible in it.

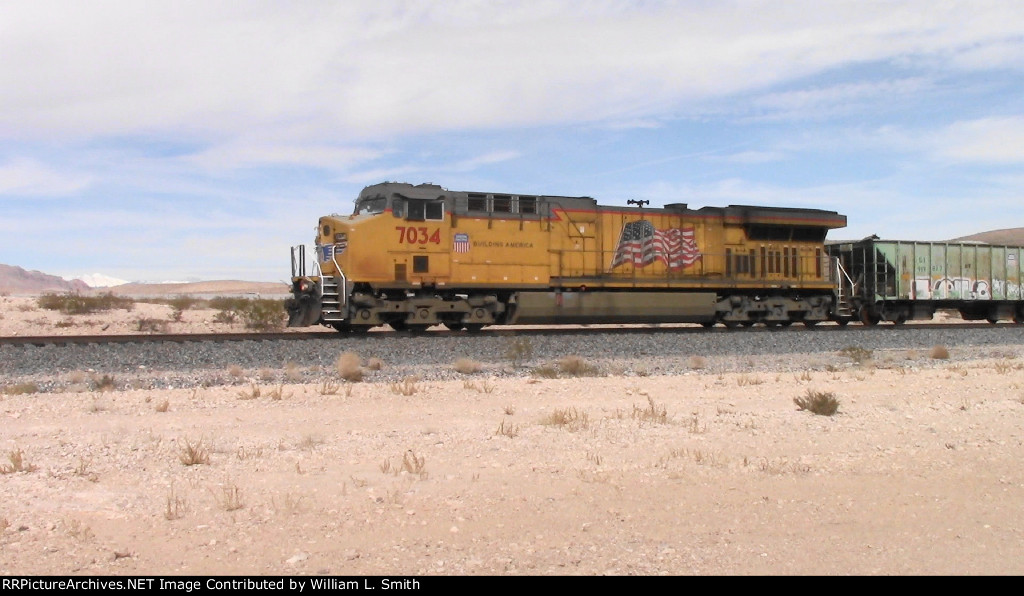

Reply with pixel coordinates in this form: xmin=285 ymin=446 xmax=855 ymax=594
xmin=286 ymin=182 xmax=1024 ymax=332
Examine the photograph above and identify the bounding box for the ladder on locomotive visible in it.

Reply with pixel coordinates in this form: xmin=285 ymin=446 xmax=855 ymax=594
xmin=291 ymin=244 xmax=346 ymax=324
xmin=320 ymin=276 xmax=345 ymax=323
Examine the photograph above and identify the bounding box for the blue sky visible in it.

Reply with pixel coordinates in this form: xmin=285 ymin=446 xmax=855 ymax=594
xmin=2 ymin=1 xmax=1023 ymax=283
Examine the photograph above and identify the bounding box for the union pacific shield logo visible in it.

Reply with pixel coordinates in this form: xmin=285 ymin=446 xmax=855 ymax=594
xmin=453 ymin=233 xmax=470 ymax=253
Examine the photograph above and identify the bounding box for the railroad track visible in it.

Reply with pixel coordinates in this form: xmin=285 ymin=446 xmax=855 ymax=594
xmin=0 ymin=321 xmax=1011 ymax=348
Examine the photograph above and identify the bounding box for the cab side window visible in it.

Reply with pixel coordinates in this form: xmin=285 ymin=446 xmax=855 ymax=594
xmin=406 ymin=199 xmax=445 ymax=221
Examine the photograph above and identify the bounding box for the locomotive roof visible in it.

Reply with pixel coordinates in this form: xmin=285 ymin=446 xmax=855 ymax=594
xmin=359 ymin=182 xmax=846 ymax=228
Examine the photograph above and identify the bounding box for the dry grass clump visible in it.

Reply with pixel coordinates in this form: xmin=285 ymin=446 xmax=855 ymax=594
xmin=178 ymin=438 xmax=210 ymax=466
xmin=0 ymin=448 xmax=37 ymax=474
xmin=557 ymin=355 xmax=598 ymax=377
xmin=794 ymin=389 xmax=840 ymax=416
xmin=539 ymin=407 xmax=590 ymax=431
xmin=335 ymin=352 xmax=363 ymax=382
xmin=632 ymin=396 xmax=669 ymax=424
xmin=389 ymin=376 xmax=421 ymax=396
xmin=495 ymin=420 xmax=520 ymax=438
xmin=365 ymin=357 xmax=384 ymax=371
xmin=453 ymin=358 xmax=484 ymax=374
xmin=929 ymin=345 xmax=950 ymax=360
xmin=687 ymin=356 xmax=707 ymax=370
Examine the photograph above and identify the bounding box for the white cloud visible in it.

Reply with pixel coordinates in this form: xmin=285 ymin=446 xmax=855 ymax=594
xmin=932 ymin=117 xmax=1024 ymax=164
xmin=185 ymin=142 xmax=385 ymax=171
xmin=2 ymin=1 xmax=1022 ymax=142
xmin=0 ymin=159 xmax=94 ymax=196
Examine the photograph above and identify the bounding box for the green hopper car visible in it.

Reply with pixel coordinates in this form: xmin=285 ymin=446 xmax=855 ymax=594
xmin=827 ymin=237 xmax=1024 ymax=325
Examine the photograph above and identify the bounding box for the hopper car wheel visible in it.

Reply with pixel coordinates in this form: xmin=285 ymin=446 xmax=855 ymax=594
xmin=723 ymin=321 xmax=740 ymax=329
xmin=859 ymin=310 xmax=880 ymax=326
xmin=406 ymin=324 xmax=431 ymax=334
xmin=781 ymin=321 xmax=793 ymax=327
xmin=835 ymin=319 xmax=850 ymax=326
xmin=802 ymin=320 xmax=818 ymax=328
xmin=701 ymin=322 xmax=716 ymax=328
xmin=987 ymin=317 xmax=999 ymax=325
xmin=1014 ymin=312 xmax=1024 ymax=324
xmin=741 ymin=321 xmax=754 ymax=327
xmin=389 ymin=320 xmax=408 ymax=332
xmin=463 ymin=324 xmax=485 ymax=333
xmin=443 ymin=322 xmax=465 ymax=331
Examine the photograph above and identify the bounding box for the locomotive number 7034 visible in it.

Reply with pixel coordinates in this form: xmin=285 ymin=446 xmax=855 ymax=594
xmin=395 ymin=226 xmax=442 ymax=245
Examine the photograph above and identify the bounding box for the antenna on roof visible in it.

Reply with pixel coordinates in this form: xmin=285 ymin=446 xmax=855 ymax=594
xmin=627 ymin=199 xmax=649 ymax=208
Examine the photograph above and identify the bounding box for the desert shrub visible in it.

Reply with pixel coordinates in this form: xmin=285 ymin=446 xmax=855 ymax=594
xmin=557 ymin=355 xmax=598 ymax=377
xmin=453 ymin=358 xmax=483 ymax=374
xmin=336 ymin=352 xmax=363 ymax=382
xmin=505 ymin=337 xmax=533 ymax=367
xmin=137 ymin=318 xmax=169 ymax=333
xmin=238 ymin=298 xmax=286 ymax=331
xmin=531 ymin=365 xmax=559 ymax=378
xmin=91 ymin=374 xmax=116 ymax=392
xmin=365 ymin=357 xmax=384 ymax=371
xmin=929 ymin=345 xmax=950 ymax=360
xmin=2 ymin=382 xmax=39 ymax=395
xmin=838 ymin=346 xmax=873 ymax=364
xmin=37 ymin=293 xmax=135 ymax=314
xmin=794 ymin=389 xmax=840 ymax=416
xmin=166 ymin=295 xmax=198 ymax=319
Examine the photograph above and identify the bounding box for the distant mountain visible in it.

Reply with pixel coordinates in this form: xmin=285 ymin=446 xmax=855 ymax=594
xmin=0 ymin=264 xmax=90 ymax=294
xmin=952 ymin=228 xmax=1024 ymax=246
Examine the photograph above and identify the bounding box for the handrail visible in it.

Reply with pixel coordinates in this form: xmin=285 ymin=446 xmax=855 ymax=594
xmin=331 ymin=250 xmax=346 ymax=311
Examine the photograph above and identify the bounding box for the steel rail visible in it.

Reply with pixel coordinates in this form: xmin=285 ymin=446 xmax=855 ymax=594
xmin=0 ymin=321 xmax=1014 ymax=348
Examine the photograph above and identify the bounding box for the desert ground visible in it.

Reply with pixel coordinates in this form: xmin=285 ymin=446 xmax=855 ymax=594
xmin=2 ymin=292 xmax=1024 ymax=575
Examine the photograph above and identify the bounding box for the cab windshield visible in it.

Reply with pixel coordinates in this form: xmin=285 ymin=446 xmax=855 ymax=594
xmin=354 ymin=196 xmax=387 ymax=215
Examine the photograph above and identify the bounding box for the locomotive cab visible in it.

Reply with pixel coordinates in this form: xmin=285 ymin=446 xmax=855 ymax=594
xmin=286 ymin=183 xmax=454 ymax=329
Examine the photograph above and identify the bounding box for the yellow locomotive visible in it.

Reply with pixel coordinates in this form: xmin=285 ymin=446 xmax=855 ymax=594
xmin=286 ymin=182 xmax=847 ymax=331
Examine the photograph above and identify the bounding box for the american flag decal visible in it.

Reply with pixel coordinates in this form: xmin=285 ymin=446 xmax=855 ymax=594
xmin=453 ymin=233 xmax=470 ymax=253
xmin=610 ymin=220 xmax=701 ymax=270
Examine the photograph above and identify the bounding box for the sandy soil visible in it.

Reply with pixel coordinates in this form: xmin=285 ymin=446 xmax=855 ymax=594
xmin=3 ymin=298 xmax=1024 ymax=576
